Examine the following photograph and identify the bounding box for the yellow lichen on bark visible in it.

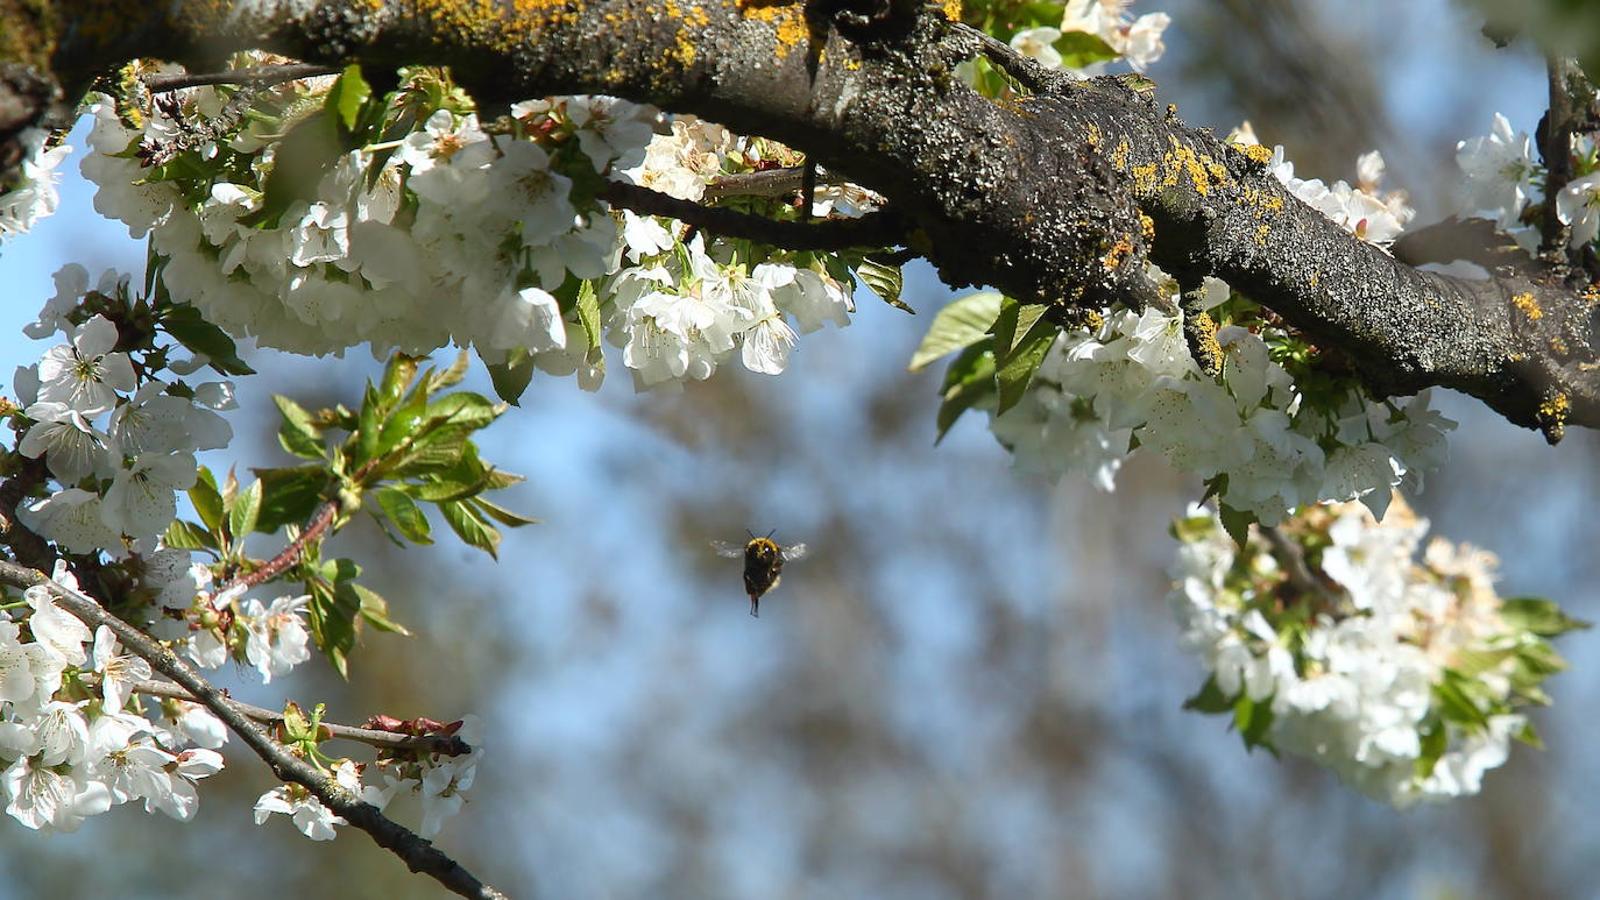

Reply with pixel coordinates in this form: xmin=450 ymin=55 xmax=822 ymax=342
xmin=734 ymin=0 xmax=808 ymax=59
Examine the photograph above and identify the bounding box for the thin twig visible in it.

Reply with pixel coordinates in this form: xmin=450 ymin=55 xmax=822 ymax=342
xmin=0 ymin=559 xmax=507 ymax=900
xmin=1260 ymin=525 xmax=1331 ymax=612
xmin=220 ymin=500 xmax=339 ymax=596
xmin=949 ymin=21 xmax=1074 ymax=94
xmin=99 ymin=676 xmax=472 ymax=756
xmin=599 ymin=181 xmax=904 ymax=251
xmin=142 ymin=65 xmax=340 ymax=94
xmin=701 ymin=166 xmax=847 ymax=202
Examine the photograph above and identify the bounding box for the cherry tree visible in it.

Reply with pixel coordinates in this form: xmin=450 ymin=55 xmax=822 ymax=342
xmin=0 ymin=0 xmax=1597 ymax=895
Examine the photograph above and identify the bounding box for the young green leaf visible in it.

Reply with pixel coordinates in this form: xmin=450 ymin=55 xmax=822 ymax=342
xmin=325 ymin=64 xmax=372 ymax=132
xmin=273 ymin=395 xmax=326 ymax=460
xmin=228 ymin=478 xmax=263 ymax=543
xmin=935 ymin=341 xmax=997 ymax=442
xmin=158 ymin=305 xmax=256 ymax=376
xmin=855 ymin=257 xmax=912 ymax=314
xmin=909 ymin=291 xmax=1003 ymax=371
xmin=375 ymin=487 xmax=433 ymax=544
xmin=439 ymin=499 xmax=501 ymax=559
xmin=251 ymin=465 xmax=330 ymax=534
xmin=352 ymin=582 xmax=410 ymax=636
xmin=1499 ymin=596 xmax=1592 ymax=637
xmin=1182 ymin=675 xmax=1236 ymax=714
xmin=486 ymin=349 xmax=536 ymax=406
xmin=189 ymin=468 xmax=225 ymax=537
xmin=577 ymin=279 xmax=603 ymax=350
xmin=993 ymin=308 xmax=1055 ymax=415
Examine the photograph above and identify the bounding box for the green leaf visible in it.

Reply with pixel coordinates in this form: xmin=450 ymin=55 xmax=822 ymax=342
xmin=378 ymin=354 xmax=420 ymax=408
xmin=487 ymin=349 xmax=536 ymax=405
xmin=577 ymin=279 xmax=603 ymax=350
xmin=189 ymin=468 xmax=225 ymax=536
xmin=158 ymin=304 xmax=254 ymax=376
xmin=307 ymin=579 xmax=360 ymax=678
xmin=1433 ymin=674 xmax=1489 ymax=729
xmin=352 ymin=582 xmax=410 ymax=636
xmin=856 ymin=257 xmax=912 ymax=314
xmin=243 ymin=110 xmax=343 ymax=229
xmin=273 ymin=395 xmax=325 ymax=461
xmin=228 ymin=478 xmax=263 ymax=543
xmin=1182 ymin=675 xmax=1235 ymax=714
xmin=992 ymin=296 xmax=1048 ymax=361
xmin=1499 ymin=596 xmax=1591 ymax=637
xmin=1414 ymin=718 xmax=1448 ymax=778
xmin=936 ymin=341 xmax=997 ymax=441
xmin=439 ymin=499 xmax=501 ymax=559
xmin=909 ymin=291 xmax=1003 ymax=371
xmin=1056 ymin=30 xmax=1120 ymax=68
xmin=1233 ymin=695 xmax=1275 ymax=752
xmin=428 ymin=351 xmax=471 ymax=392
xmin=164 ymin=519 xmax=217 ymax=552
xmin=993 ymin=304 xmax=1056 ymax=415
xmin=376 ymin=390 xmax=428 ymax=459
xmin=1515 ymin=720 xmax=1544 ymax=749
xmin=1217 ymin=504 xmax=1256 ymax=552
xmin=468 ymin=496 xmax=538 ymax=527
xmin=375 ymin=487 xmax=432 ymax=544
xmin=325 ymin=64 xmax=371 ymax=132
xmin=251 ymin=465 xmax=330 ymax=533
xmin=423 ymin=392 xmax=498 ymax=432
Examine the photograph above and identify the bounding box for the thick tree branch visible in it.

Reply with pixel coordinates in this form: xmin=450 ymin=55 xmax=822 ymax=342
xmin=10 ymin=0 xmax=1600 ymax=435
xmin=0 ymin=559 xmax=507 ymax=900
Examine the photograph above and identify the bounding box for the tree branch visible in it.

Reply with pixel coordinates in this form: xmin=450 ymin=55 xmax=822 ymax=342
xmin=0 ymin=559 xmax=507 ymax=900
xmin=217 ymin=499 xmax=338 ymax=600
xmin=13 ymin=0 xmax=1600 ymax=436
xmin=599 ymin=180 xmax=904 ymax=250
xmin=142 ymin=63 xmax=339 ymax=93
xmin=94 ymin=676 xmax=473 ymax=755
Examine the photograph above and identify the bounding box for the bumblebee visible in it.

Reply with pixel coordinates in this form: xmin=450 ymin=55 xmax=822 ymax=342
xmin=711 ymin=531 xmax=808 ymax=616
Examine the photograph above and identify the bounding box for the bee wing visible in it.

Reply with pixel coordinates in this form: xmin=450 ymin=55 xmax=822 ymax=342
xmin=781 ymin=543 xmax=808 ymax=562
xmin=711 ymin=540 xmax=747 ymax=559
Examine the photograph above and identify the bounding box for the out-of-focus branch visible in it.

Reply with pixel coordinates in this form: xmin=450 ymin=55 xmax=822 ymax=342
xmin=94 ymin=676 xmax=473 ymax=756
xmin=0 ymin=559 xmax=507 ymax=900
xmin=142 ymin=64 xmax=339 ymax=93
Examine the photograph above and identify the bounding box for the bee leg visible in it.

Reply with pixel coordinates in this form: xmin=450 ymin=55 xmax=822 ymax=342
xmin=749 ymin=596 xmax=760 ymax=617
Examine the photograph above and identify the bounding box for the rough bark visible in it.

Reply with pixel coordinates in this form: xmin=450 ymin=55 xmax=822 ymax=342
xmin=5 ymin=0 xmax=1599 ymax=437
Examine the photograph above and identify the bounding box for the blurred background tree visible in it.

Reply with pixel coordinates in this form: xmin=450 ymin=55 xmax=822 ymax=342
xmin=1 ymin=0 xmax=1595 ymax=897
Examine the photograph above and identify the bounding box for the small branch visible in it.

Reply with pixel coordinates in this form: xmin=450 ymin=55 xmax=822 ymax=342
xmin=142 ymin=65 xmax=340 ymax=94
xmin=106 ymin=677 xmax=472 ymax=756
xmin=0 ymin=461 xmax=54 ymax=572
xmin=949 ymin=21 xmax=1073 ymax=94
xmin=0 ymin=560 xmax=507 ymax=900
xmin=1260 ymin=525 xmax=1332 ymax=612
xmin=599 ymin=181 xmax=904 ymax=251
xmin=219 ymin=500 xmax=338 ymax=597
xmin=1538 ymin=56 xmax=1584 ymax=261
xmin=701 ymin=166 xmax=847 ymax=202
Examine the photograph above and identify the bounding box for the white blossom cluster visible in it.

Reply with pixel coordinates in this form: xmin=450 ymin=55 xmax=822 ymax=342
xmin=13 ymin=267 xmax=235 ymax=551
xmin=0 ymin=562 xmax=226 ymax=832
xmin=1455 ymin=111 xmax=1600 ymax=251
xmin=1229 ymin=124 xmax=1416 ymax=248
xmin=989 ymin=293 xmax=1453 ymax=524
xmin=254 ymin=718 xmax=483 ymax=842
xmin=1168 ymin=499 xmax=1571 ymax=807
xmin=0 ymin=127 xmax=70 ymax=242
xmin=1010 ymin=0 xmax=1171 ymax=74
xmin=79 ymin=66 xmax=856 ymax=390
